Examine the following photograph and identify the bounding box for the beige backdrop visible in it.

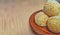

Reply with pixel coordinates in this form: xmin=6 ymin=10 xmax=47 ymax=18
xmin=0 ymin=0 xmax=45 ymax=35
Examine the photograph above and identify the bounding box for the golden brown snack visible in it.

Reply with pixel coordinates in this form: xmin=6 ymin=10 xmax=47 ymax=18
xmin=58 ymin=13 xmax=60 ymax=16
xmin=47 ymin=16 xmax=60 ymax=33
xmin=43 ymin=0 xmax=60 ymax=16
xmin=35 ymin=12 xmax=48 ymax=26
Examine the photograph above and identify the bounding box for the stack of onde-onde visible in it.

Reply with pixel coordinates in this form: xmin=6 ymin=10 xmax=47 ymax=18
xmin=34 ymin=0 xmax=60 ymax=34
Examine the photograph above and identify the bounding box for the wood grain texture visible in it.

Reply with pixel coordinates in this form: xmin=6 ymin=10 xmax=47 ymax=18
xmin=0 ymin=0 xmax=45 ymax=35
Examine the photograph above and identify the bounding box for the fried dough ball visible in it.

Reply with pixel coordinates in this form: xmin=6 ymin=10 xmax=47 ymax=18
xmin=47 ymin=16 xmax=60 ymax=33
xmin=35 ymin=12 xmax=48 ymax=26
xmin=58 ymin=13 xmax=60 ymax=16
xmin=43 ymin=0 xmax=60 ymax=16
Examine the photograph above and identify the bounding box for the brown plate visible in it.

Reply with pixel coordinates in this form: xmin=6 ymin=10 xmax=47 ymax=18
xmin=29 ymin=10 xmax=60 ymax=35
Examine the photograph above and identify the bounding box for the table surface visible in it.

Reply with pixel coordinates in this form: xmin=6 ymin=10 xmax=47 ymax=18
xmin=0 ymin=0 xmax=45 ymax=35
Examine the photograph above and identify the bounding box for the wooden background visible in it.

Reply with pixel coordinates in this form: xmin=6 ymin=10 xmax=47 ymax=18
xmin=0 ymin=0 xmax=45 ymax=35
